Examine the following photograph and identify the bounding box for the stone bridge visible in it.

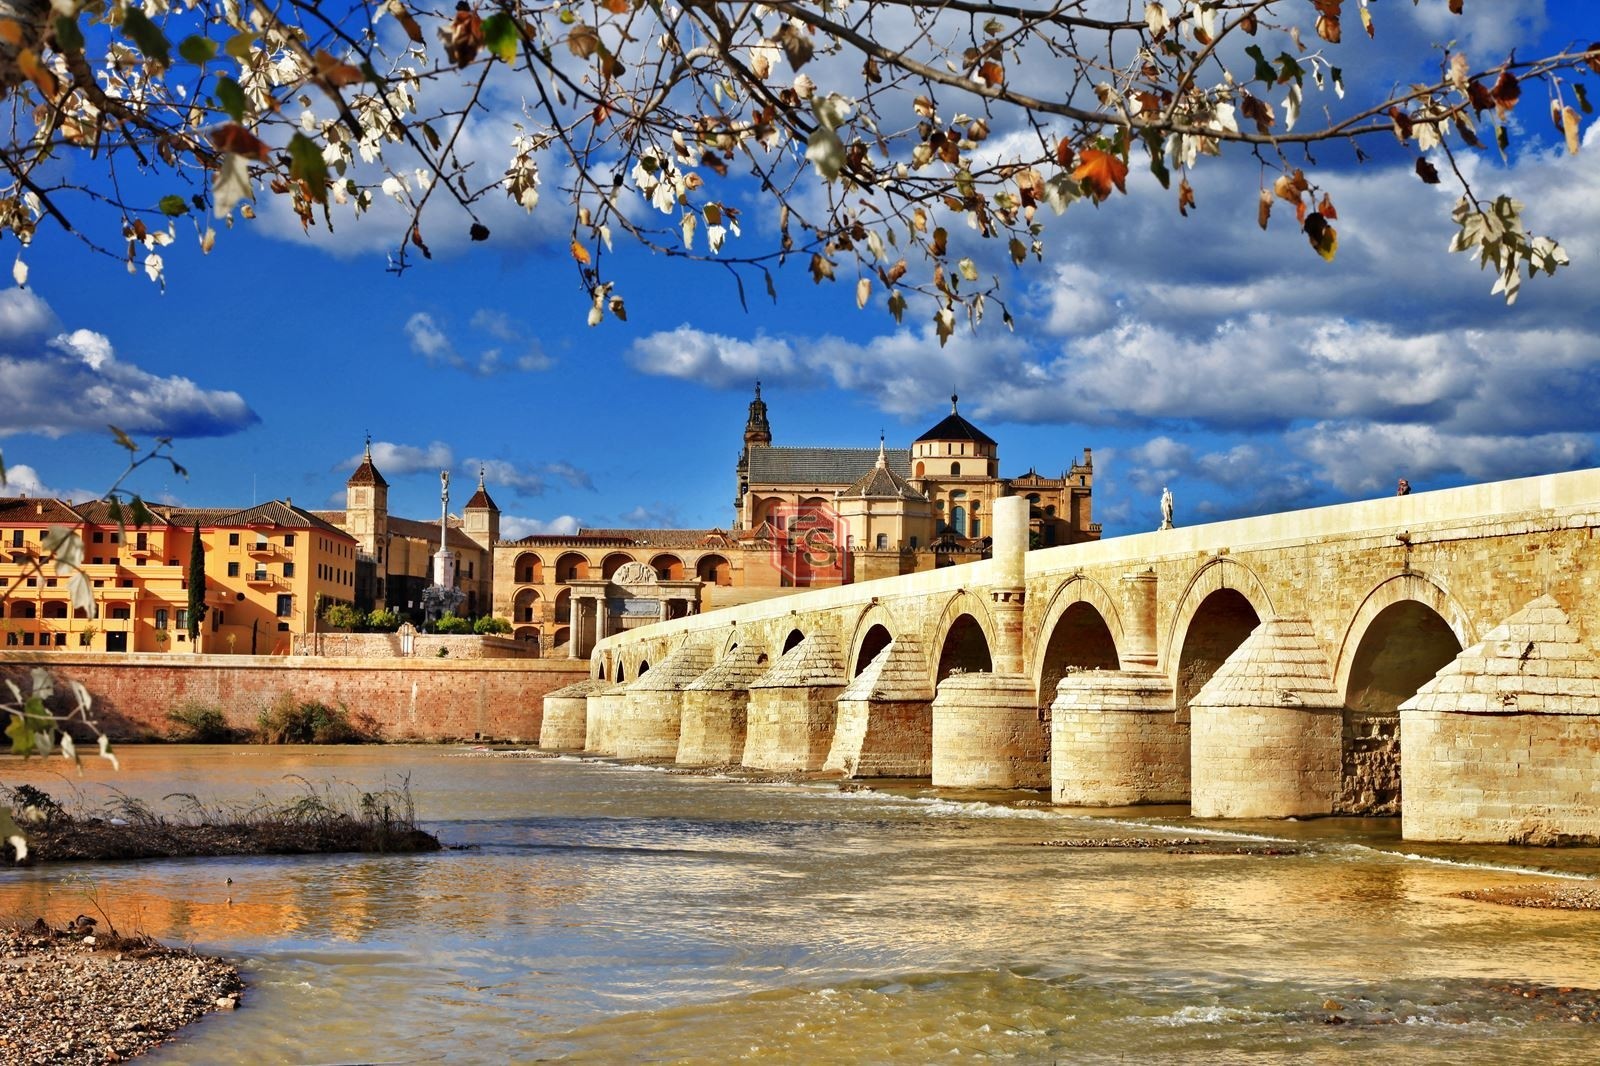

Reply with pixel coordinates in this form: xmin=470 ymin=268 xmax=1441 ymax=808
xmin=545 ymin=469 xmax=1600 ymax=845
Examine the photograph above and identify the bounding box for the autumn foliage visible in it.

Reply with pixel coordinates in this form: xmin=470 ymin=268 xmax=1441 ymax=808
xmin=0 ymin=1 xmax=1591 ymax=327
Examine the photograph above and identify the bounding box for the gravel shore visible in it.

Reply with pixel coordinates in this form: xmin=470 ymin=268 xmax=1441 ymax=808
xmin=1459 ymin=884 xmax=1600 ymax=910
xmin=0 ymin=920 xmax=241 ymax=1064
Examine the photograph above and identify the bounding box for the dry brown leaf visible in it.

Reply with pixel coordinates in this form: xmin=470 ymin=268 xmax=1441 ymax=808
xmin=1071 ymin=148 xmax=1128 ymax=203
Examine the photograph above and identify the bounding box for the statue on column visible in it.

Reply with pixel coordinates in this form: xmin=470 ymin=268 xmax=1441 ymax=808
xmin=1159 ymin=486 xmax=1175 ymax=530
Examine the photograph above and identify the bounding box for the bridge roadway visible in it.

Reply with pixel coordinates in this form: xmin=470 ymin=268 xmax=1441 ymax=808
xmin=543 ymin=469 xmax=1600 ymax=845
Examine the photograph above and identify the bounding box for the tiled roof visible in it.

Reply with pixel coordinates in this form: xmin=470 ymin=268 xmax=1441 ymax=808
xmin=465 ymin=486 xmax=498 ymax=511
xmin=347 ymin=457 xmax=387 ymax=487
xmin=0 ymin=497 xmax=84 ymax=524
xmin=207 ymin=500 xmax=354 ymax=538
xmin=915 ymin=411 xmax=996 ymax=446
xmin=576 ymin=529 xmax=733 ymax=549
xmin=747 ymin=446 xmax=911 ymax=485
xmin=841 ymin=459 xmax=928 ymax=501
xmin=387 ymin=515 xmax=483 ymax=552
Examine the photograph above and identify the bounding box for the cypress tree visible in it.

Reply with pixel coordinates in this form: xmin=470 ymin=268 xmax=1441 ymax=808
xmin=187 ymin=522 xmax=208 ymax=646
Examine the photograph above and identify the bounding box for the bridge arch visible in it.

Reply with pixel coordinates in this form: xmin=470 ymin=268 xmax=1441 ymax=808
xmin=1165 ymin=558 xmax=1272 ymax=716
xmin=1333 ymin=572 xmax=1474 ymax=706
xmin=847 ymin=603 xmax=901 ymax=677
xmin=781 ymin=627 xmax=806 ymax=655
xmin=1332 ymin=572 xmax=1472 ymax=815
xmin=929 ymin=590 xmax=997 ymax=685
xmin=1033 ymin=575 xmax=1125 ymax=705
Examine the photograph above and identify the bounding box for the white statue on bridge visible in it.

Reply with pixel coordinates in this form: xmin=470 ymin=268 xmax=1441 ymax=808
xmin=1160 ymin=486 xmax=1174 ymax=530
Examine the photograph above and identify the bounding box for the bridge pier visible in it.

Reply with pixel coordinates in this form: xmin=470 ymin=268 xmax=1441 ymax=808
xmin=585 ymin=680 xmax=630 ymax=756
xmin=745 ymin=632 xmax=846 ymax=771
xmin=931 ymin=674 xmax=1048 ymax=788
xmin=1050 ymin=669 xmax=1184 ymax=805
xmin=679 ymin=644 xmax=768 ymax=766
xmin=1190 ymin=618 xmax=1343 ymax=818
xmin=617 ymin=644 xmax=713 ymax=760
xmin=541 ymin=677 xmax=607 ymax=749
xmin=826 ymin=637 xmax=935 ymax=778
xmin=1402 ymin=595 xmax=1600 ymax=844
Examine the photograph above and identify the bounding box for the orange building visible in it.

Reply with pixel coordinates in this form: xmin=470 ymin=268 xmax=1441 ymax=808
xmin=0 ymin=497 xmax=357 ymax=654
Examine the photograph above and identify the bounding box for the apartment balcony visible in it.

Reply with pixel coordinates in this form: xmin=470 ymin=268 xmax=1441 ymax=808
xmin=247 ymin=542 xmax=279 ymax=558
xmin=246 ymin=570 xmax=281 ymax=588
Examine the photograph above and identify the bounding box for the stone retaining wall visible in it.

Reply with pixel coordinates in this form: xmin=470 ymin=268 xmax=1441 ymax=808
xmin=0 ymin=652 xmax=587 ymax=743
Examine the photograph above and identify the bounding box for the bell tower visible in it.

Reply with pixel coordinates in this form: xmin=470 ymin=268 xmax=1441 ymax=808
xmin=735 ymin=381 xmax=772 ymax=529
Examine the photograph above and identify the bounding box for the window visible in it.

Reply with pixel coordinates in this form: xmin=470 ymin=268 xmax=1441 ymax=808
xmin=875 ymin=533 xmax=889 ymax=550
xmin=92 ymin=531 xmax=104 ymax=543
xmin=909 ymin=536 xmax=919 ymax=549
xmin=109 ymin=533 xmax=119 ymax=544
xmin=971 ymin=519 xmax=982 ymax=538
xmin=8 ymin=530 xmax=20 ymax=548
xmin=92 ymin=557 xmax=103 ymax=565
xmin=135 ymin=532 xmax=147 ymax=551
xmin=284 ymin=534 xmax=295 ymax=547
xmin=283 ymin=562 xmax=295 ymax=578
xmin=951 ymin=462 xmax=961 ymax=476
xmin=111 ymin=607 xmax=129 ymax=619
xmin=136 ymin=557 xmax=146 ymax=567
xmin=227 ymin=562 xmax=239 ymax=577
xmin=276 ymin=594 xmax=293 ymax=617
xmin=108 ymin=557 xmax=119 ymax=566
xmin=228 ymin=533 xmax=239 ymax=546
xmin=92 ymin=579 xmax=104 ymax=588
xmin=21 ymin=633 xmax=33 ymax=647
xmin=119 ymin=579 xmax=132 ymax=588
xmin=254 ymin=538 xmax=269 ymax=551
xmin=24 ymin=577 xmax=35 ymax=587
xmin=176 ymin=609 xmax=188 ymax=629
xmin=277 ymin=621 xmax=290 ymax=632
xmin=44 ymin=578 xmax=55 ymax=588
xmin=253 ymin=567 xmax=268 ymax=581
xmin=53 ymin=633 xmax=65 ymax=647
xmin=154 ymin=608 xmax=168 ymax=630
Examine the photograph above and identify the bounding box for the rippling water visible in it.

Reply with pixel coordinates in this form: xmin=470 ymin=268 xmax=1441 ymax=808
xmin=3 ymin=746 xmax=1599 ymax=1063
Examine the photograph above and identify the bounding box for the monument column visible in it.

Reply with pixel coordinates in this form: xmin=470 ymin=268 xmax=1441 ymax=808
xmin=568 ymin=598 xmax=583 ymax=659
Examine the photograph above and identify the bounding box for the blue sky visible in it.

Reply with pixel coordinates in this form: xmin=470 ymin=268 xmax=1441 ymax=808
xmin=1 ymin=1 xmax=1597 ymax=539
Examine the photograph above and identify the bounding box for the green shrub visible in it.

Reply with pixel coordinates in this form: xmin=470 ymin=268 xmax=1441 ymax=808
xmin=473 ymin=616 xmax=512 ymax=635
xmin=433 ymin=612 xmax=471 ymax=635
xmin=323 ymin=603 xmax=364 ymax=631
xmin=365 ymin=607 xmax=401 ymax=631
xmin=255 ymin=695 xmax=377 ymax=744
xmin=166 ymin=701 xmax=236 ymax=743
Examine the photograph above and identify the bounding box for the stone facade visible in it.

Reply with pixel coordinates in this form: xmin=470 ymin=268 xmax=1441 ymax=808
xmin=1401 ymin=595 xmax=1600 ymax=844
xmin=583 ymin=467 xmax=1600 ymax=843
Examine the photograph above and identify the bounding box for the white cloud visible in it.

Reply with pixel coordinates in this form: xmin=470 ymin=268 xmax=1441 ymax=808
xmin=1291 ymin=422 xmax=1593 ymax=495
xmin=404 ymin=309 xmax=552 ymax=376
xmin=340 ymin=440 xmax=454 ymax=478
xmin=0 ymin=289 xmax=258 ymax=440
xmin=502 ymin=514 xmax=582 ymax=538
xmin=466 ymin=457 xmax=595 ymax=498
xmin=0 ymin=462 xmax=95 ymax=501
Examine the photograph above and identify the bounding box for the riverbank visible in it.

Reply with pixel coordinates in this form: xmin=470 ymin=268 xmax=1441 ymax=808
xmin=2 ymin=779 xmax=441 ymax=865
xmin=1 ymin=919 xmax=240 ymax=1064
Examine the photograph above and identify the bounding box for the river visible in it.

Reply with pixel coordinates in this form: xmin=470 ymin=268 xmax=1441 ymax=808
xmin=3 ymin=745 xmax=1599 ymax=1063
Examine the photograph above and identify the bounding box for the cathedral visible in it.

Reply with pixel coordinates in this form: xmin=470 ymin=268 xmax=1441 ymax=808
xmin=734 ymin=384 xmax=1098 ymax=584
xmin=327 ymin=388 xmax=1097 ymax=657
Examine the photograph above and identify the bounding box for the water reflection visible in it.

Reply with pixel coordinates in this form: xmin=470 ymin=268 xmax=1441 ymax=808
xmin=1 ymin=747 xmax=1598 ymax=1063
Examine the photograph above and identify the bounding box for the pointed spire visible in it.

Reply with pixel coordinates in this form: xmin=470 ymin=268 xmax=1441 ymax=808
xmin=876 ymin=433 xmax=887 ymax=468
xmin=951 ymin=391 xmax=959 ymax=414
xmin=744 ymin=379 xmax=772 ymax=447
xmin=348 ymin=434 xmax=387 ymax=487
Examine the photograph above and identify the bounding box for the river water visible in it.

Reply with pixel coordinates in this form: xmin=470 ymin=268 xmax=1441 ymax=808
xmin=3 ymin=745 xmax=1600 ymax=1063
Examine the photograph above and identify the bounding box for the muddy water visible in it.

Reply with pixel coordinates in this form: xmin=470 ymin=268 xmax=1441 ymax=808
xmin=3 ymin=745 xmax=1599 ymax=1063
